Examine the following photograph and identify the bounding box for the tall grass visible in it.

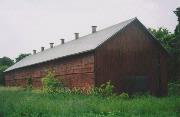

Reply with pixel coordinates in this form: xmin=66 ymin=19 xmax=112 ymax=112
xmin=0 ymin=87 xmax=179 ymax=117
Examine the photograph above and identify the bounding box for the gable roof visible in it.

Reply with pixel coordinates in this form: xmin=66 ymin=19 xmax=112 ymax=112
xmin=5 ymin=18 xmax=136 ymax=72
xmin=5 ymin=18 xmax=168 ymax=72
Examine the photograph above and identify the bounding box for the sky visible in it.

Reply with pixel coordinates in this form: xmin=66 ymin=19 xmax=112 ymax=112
xmin=0 ymin=0 xmax=179 ymax=59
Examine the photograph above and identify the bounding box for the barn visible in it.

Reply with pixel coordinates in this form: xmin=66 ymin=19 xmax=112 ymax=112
xmin=4 ymin=18 xmax=168 ymax=96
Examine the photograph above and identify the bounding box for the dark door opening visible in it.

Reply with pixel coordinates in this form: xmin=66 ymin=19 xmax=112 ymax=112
xmin=123 ymin=75 xmax=149 ymax=95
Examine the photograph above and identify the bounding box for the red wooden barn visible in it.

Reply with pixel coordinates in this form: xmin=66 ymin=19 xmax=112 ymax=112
xmin=4 ymin=18 xmax=168 ymax=96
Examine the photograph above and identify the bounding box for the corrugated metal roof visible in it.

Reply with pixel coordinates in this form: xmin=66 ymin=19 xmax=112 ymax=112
xmin=5 ymin=17 xmax=136 ymax=72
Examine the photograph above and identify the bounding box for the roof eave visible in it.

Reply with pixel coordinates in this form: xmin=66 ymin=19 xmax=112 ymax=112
xmin=4 ymin=49 xmax=95 ymax=72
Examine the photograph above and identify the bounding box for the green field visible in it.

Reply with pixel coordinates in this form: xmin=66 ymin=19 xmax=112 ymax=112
xmin=0 ymin=87 xmax=179 ymax=117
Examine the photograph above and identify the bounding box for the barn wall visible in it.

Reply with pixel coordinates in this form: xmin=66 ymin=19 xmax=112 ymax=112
xmin=95 ymin=20 xmax=167 ymax=95
xmin=5 ymin=52 xmax=95 ymax=89
xmin=159 ymin=52 xmax=168 ymax=96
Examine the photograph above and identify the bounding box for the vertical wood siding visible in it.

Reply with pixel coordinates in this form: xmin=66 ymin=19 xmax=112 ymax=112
xmin=5 ymin=20 xmax=168 ymax=96
xmin=95 ymin=21 xmax=168 ymax=96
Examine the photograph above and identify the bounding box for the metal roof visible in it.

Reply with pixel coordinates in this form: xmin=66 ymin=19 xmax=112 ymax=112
xmin=5 ymin=17 xmax=136 ymax=72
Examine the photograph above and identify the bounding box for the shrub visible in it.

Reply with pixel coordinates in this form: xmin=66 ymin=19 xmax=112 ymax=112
xmin=0 ymin=65 xmax=8 ymax=85
xmin=25 ymin=77 xmax=32 ymax=90
xmin=41 ymin=71 xmax=64 ymax=93
xmin=91 ymin=81 xmax=114 ymax=97
xmin=70 ymin=87 xmax=85 ymax=95
xmin=119 ymin=92 xmax=129 ymax=99
xmin=100 ymin=81 xmax=114 ymax=96
xmin=168 ymin=80 xmax=180 ymax=96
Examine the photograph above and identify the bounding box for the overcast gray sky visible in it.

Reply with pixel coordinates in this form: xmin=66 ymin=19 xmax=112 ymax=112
xmin=0 ymin=0 xmax=179 ymax=59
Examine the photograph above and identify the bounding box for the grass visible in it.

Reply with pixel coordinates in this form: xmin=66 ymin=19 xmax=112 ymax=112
xmin=0 ymin=87 xmax=180 ymax=117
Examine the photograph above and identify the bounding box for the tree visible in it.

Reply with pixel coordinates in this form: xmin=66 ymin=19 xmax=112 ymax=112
xmin=149 ymin=27 xmax=178 ymax=81
xmin=0 ymin=66 xmax=9 ymax=85
xmin=15 ymin=53 xmax=31 ymax=63
xmin=148 ymin=27 xmax=175 ymax=53
xmin=174 ymin=24 xmax=180 ymax=38
xmin=0 ymin=57 xmax=14 ymax=85
xmin=0 ymin=57 xmax=14 ymax=66
xmin=174 ymin=7 xmax=180 ymax=37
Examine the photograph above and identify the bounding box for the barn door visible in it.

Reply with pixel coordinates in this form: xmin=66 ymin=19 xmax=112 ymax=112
xmin=123 ymin=75 xmax=149 ymax=95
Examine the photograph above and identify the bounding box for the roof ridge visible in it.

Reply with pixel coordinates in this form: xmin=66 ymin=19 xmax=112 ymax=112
xmin=32 ymin=17 xmax=137 ymax=55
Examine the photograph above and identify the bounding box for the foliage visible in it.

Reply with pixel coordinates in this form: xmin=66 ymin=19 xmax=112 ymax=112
xmin=148 ymin=27 xmax=175 ymax=53
xmin=174 ymin=24 xmax=180 ymax=38
xmin=168 ymin=80 xmax=180 ymax=96
xmin=0 ymin=57 xmax=14 ymax=85
xmin=41 ymin=73 xmax=115 ymax=97
xmin=0 ymin=57 xmax=14 ymax=66
xmin=174 ymin=7 xmax=180 ymax=37
xmin=41 ymin=71 xmax=64 ymax=93
xmin=25 ymin=77 xmax=33 ymax=90
xmin=91 ymin=81 xmax=114 ymax=97
xmin=0 ymin=65 xmax=8 ymax=85
xmin=0 ymin=87 xmax=179 ymax=117
xmin=119 ymin=92 xmax=129 ymax=99
xmin=98 ymin=81 xmax=114 ymax=96
xmin=149 ymin=27 xmax=179 ymax=81
xmin=15 ymin=53 xmax=31 ymax=63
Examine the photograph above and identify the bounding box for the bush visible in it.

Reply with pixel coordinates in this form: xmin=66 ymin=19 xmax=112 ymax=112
xmin=119 ymin=92 xmax=129 ymax=99
xmin=41 ymin=71 xmax=64 ymax=93
xmin=91 ymin=81 xmax=114 ymax=97
xmin=25 ymin=77 xmax=32 ymax=90
xmin=70 ymin=88 xmax=85 ymax=95
xmin=168 ymin=80 xmax=180 ymax=96
xmin=0 ymin=65 xmax=8 ymax=85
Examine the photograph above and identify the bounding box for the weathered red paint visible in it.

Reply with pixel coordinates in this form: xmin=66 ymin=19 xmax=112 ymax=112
xmin=5 ymin=19 xmax=168 ymax=96
xmin=94 ymin=20 xmax=168 ymax=96
xmin=5 ymin=52 xmax=95 ymax=90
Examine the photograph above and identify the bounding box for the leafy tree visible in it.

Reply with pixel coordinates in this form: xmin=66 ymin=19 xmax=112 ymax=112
xmin=174 ymin=24 xmax=180 ymax=38
xmin=0 ymin=57 xmax=14 ymax=66
xmin=174 ymin=7 xmax=180 ymax=37
xmin=148 ymin=27 xmax=175 ymax=53
xmin=0 ymin=65 xmax=9 ymax=85
xmin=15 ymin=53 xmax=31 ymax=63
xmin=149 ymin=27 xmax=178 ymax=81
xmin=0 ymin=57 xmax=14 ymax=85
